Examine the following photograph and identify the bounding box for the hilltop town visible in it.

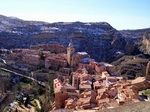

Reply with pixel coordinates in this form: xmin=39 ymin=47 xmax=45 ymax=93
xmin=0 ymin=0 xmax=150 ymax=110
xmin=0 ymin=42 xmax=150 ymax=112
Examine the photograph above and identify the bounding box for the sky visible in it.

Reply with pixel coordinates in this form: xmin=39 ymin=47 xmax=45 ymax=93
xmin=0 ymin=0 xmax=150 ymax=30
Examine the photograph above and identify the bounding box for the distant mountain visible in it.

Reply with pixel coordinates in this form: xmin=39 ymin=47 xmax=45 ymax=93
xmin=0 ymin=14 xmax=149 ymax=62
xmin=120 ymin=28 xmax=150 ymax=40
xmin=0 ymin=15 xmax=47 ymax=32
xmin=120 ymin=28 xmax=150 ymax=55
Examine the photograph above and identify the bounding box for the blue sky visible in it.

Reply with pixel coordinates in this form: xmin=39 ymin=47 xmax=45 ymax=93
xmin=0 ymin=0 xmax=150 ymax=30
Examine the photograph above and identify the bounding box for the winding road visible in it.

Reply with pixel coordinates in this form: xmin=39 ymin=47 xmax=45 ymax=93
xmin=0 ymin=58 xmax=47 ymax=87
xmin=0 ymin=57 xmax=51 ymax=111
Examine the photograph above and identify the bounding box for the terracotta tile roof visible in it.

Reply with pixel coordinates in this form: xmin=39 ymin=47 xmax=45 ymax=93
xmin=81 ymin=90 xmax=92 ymax=96
xmin=97 ymin=88 xmax=107 ymax=94
xmin=97 ymin=97 xmax=110 ymax=104
xmin=131 ymin=77 xmax=146 ymax=84
xmin=65 ymin=98 xmax=74 ymax=105
xmin=81 ymin=81 xmax=88 ymax=84
xmin=81 ymin=103 xmax=91 ymax=108
xmin=78 ymin=97 xmax=91 ymax=104
xmin=94 ymin=81 xmax=101 ymax=87
xmin=63 ymin=85 xmax=76 ymax=90
xmin=79 ymin=84 xmax=91 ymax=90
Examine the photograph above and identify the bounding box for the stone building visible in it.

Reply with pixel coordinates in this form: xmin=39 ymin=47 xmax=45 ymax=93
xmin=22 ymin=54 xmax=41 ymax=66
xmin=30 ymin=43 xmax=65 ymax=53
xmin=67 ymin=40 xmax=75 ymax=67
xmin=72 ymin=68 xmax=92 ymax=90
xmin=45 ymin=53 xmax=67 ymax=69
xmin=53 ymin=78 xmax=69 ymax=109
xmin=67 ymin=41 xmax=90 ymax=68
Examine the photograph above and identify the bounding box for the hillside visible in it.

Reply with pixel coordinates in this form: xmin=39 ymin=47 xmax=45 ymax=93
xmin=112 ymin=55 xmax=150 ymax=78
xmin=0 ymin=15 xmax=47 ymax=31
xmin=104 ymin=101 xmax=150 ymax=112
xmin=0 ymin=15 xmax=149 ymax=62
xmin=120 ymin=28 xmax=150 ymax=40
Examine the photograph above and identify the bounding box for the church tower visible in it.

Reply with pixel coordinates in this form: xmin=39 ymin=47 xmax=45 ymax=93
xmin=67 ymin=40 xmax=75 ymax=66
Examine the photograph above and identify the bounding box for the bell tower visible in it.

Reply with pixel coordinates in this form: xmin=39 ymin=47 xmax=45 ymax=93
xmin=67 ymin=40 xmax=75 ymax=66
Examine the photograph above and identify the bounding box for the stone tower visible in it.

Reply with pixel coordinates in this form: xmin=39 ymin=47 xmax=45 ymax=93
xmin=67 ymin=40 xmax=75 ymax=66
xmin=72 ymin=74 xmax=79 ymax=89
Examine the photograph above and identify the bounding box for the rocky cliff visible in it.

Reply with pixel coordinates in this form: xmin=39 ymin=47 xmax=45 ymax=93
xmin=112 ymin=55 xmax=149 ymax=78
xmin=0 ymin=15 xmax=128 ymax=62
xmin=0 ymin=15 xmax=150 ymax=62
xmin=139 ymin=31 xmax=150 ymax=55
xmin=120 ymin=28 xmax=150 ymax=55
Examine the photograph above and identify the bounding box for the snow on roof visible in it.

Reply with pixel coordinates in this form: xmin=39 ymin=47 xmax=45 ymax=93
xmin=77 ymin=52 xmax=88 ymax=55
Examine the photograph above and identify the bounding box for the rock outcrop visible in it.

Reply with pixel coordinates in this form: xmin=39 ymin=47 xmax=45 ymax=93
xmin=120 ymin=28 xmax=150 ymax=55
xmin=0 ymin=14 xmax=149 ymax=62
xmin=0 ymin=15 xmax=127 ymax=62
xmin=112 ymin=55 xmax=150 ymax=79
xmin=139 ymin=31 xmax=150 ymax=55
